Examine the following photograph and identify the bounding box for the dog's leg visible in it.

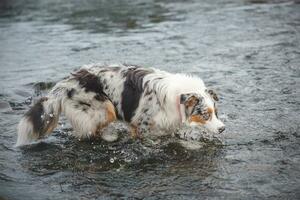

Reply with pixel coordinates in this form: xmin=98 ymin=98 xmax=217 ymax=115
xmin=101 ymin=102 xmax=117 ymax=128
xmin=62 ymin=89 xmax=117 ymax=139
xmin=130 ymin=125 xmax=140 ymax=139
xmin=130 ymin=120 xmax=154 ymax=139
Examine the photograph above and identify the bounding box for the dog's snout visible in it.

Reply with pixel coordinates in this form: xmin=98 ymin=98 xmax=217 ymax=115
xmin=218 ymin=126 xmax=225 ymax=134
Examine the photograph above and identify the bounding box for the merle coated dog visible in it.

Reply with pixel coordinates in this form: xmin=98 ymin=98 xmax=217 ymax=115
xmin=16 ymin=64 xmax=225 ymax=146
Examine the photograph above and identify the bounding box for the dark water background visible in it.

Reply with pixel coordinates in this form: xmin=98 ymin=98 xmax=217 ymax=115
xmin=0 ymin=0 xmax=300 ymax=199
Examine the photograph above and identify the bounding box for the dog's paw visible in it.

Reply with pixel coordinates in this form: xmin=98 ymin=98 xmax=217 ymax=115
xmin=101 ymin=131 xmax=119 ymax=142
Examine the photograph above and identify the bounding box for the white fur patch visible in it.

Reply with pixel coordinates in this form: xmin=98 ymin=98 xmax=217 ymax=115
xmin=16 ymin=117 xmax=34 ymax=146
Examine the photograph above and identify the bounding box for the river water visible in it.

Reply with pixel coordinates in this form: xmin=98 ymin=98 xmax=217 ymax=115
xmin=0 ymin=0 xmax=300 ymax=199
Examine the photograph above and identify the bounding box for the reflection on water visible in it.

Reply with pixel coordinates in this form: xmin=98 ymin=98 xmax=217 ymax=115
xmin=1 ymin=0 xmax=300 ymax=199
xmin=0 ymin=0 xmax=183 ymax=33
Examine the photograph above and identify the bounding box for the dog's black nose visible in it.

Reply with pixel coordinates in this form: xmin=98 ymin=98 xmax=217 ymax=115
xmin=218 ymin=126 xmax=225 ymax=134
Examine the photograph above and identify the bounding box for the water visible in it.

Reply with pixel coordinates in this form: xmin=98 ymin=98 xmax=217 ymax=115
xmin=1 ymin=0 xmax=300 ymax=199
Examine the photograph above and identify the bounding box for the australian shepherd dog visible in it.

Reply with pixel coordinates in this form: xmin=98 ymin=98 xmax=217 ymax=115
xmin=16 ymin=64 xmax=225 ymax=146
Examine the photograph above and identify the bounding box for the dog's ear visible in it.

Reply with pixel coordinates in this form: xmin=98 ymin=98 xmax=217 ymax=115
xmin=180 ymin=93 xmax=200 ymax=107
xmin=207 ymin=89 xmax=219 ymax=101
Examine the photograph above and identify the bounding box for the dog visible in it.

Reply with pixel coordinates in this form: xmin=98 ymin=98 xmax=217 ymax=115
xmin=16 ymin=64 xmax=225 ymax=146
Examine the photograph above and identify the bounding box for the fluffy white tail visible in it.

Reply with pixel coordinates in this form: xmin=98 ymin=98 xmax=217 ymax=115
xmin=16 ymin=68 xmax=119 ymax=146
xmin=16 ymin=96 xmax=61 ymax=146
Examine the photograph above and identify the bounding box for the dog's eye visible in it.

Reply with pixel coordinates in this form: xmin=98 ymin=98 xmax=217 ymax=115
xmin=202 ymin=112 xmax=210 ymax=120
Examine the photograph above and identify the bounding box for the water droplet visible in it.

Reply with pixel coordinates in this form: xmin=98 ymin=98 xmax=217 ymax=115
xmin=109 ymin=158 xmax=115 ymax=163
xmin=49 ymin=113 xmax=54 ymax=118
xmin=93 ymin=146 xmax=96 ymax=149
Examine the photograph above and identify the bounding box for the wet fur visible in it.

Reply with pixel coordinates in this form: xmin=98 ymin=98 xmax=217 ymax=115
xmin=16 ymin=64 xmax=224 ymax=146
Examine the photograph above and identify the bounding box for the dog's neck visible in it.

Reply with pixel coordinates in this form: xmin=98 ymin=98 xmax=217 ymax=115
xmin=176 ymin=96 xmax=186 ymax=124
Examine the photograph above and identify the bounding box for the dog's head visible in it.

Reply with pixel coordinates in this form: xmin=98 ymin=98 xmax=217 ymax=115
xmin=180 ymin=89 xmax=225 ymax=134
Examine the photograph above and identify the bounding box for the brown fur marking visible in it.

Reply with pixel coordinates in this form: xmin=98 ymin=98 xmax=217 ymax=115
xmin=130 ymin=125 xmax=144 ymax=139
xmin=105 ymin=101 xmax=117 ymax=123
xmin=185 ymin=96 xmax=198 ymax=107
xmin=207 ymin=107 xmax=214 ymax=120
xmin=190 ymin=107 xmax=214 ymax=124
xmin=189 ymin=115 xmax=206 ymax=124
xmin=93 ymin=101 xmax=117 ymax=135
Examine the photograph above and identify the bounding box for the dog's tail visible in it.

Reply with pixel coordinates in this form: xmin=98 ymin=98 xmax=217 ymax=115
xmin=16 ymin=70 xmax=118 ymax=146
xmin=16 ymin=95 xmax=62 ymax=146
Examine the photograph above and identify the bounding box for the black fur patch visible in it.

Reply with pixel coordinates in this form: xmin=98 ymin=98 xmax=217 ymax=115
xmin=207 ymin=89 xmax=219 ymax=101
xmin=25 ymin=97 xmax=47 ymax=134
xmin=144 ymin=88 xmax=152 ymax=96
xmin=67 ymin=88 xmax=76 ymax=98
xmin=143 ymin=121 xmax=148 ymax=126
xmin=121 ymin=68 xmax=153 ymax=122
xmin=94 ymin=94 xmax=106 ymax=101
xmin=78 ymin=101 xmax=91 ymax=107
xmin=72 ymin=69 xmax=108 ymax=101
